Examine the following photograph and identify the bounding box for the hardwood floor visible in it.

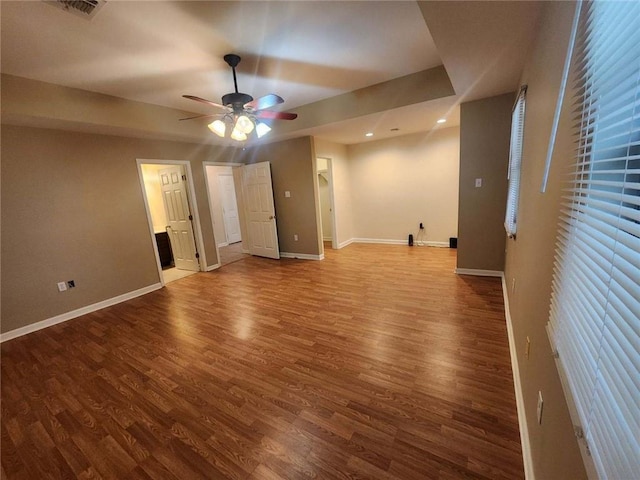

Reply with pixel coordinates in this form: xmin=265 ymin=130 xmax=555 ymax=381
xmin=1 ymin=244 xmax=523 ymax=479
xmin=218 ymin=242 xmax=249 ymax=267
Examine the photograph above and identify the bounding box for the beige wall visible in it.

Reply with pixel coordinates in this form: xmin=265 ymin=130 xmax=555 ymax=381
xmin=1 ymin=67 xmax=454 ymax=152
xmin=313 ymin=139 xmax=354 ymax=248
xmin=346 ymin=127 xmax=460 ymax=244
xmin=504 ymin=1 xmax=587 ymax=478
xmin=0 ymin=124 xmax=242 ymax=334
xmin=275 ymin=66 xmax=455 ymax=136
xmin=1 ymin=74 xmax=213 ymax=144
xmin=241 ymin=136 xmax=321 ymax=256
xmin=457 ymin=93 xmax=512 ymax=271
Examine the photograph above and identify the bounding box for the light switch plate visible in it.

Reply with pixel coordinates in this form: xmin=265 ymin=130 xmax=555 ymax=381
xmin=475 ymin=178 xmax=482 ymax=188
xmin=285 ymin=191 xmax=291 ymax=198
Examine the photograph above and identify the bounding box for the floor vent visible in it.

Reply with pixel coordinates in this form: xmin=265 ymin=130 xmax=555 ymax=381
xmin=43 ymin=0 xmax=106 ymax=20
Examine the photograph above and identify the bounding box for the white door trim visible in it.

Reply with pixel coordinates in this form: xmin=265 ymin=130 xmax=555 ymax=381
xmin=205 ymin=162 xmax=243 ymax=167
xmin=137 ymin=159 xmax=207 ymax=285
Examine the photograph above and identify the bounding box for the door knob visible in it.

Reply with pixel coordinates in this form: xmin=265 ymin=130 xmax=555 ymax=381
xmin=268 ymin=215 xmax=275 ymax=220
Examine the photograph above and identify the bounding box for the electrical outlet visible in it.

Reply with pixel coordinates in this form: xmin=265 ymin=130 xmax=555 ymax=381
xmin=57 ymin=282 xmax=67 ymax=292
xmin=294 ymin=234 xmax=298 ymax=241
xmin=537 ymin=391 xmax=544 ymax=424
xmin=285 ymin=191 xmax=291 ymax=198
xmin=67 ymin=280 xmax=75 ymax=288
xmin=525 ymin=336 xmax=531 ymax=359
xmin=475 ymin=178 xmax=482 ymax=188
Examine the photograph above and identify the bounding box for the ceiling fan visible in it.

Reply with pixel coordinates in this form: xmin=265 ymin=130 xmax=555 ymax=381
xmin=181 ymin=53 xmax=297 ymax=141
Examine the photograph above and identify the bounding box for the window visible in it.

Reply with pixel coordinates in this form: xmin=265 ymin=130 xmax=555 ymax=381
xmin=505 ymin=86 xmax=527 ymax=237
xmin=547 ymin=1 xmax=640 ymax=478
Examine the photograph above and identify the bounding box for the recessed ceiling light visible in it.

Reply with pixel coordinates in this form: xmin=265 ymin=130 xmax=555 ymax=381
xmin=437 ymin=118 xmax=447 ymax=124
xmin=365 ymin=132 xmax=374 ymax=137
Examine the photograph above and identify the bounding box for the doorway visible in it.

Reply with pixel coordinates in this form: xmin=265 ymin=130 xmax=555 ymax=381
xmin=205 ymin=164 xmax=242 ymax=248
xmin=317 ymin=157 xmax=337 ymax=251
xmin=138 ymin=160 xmax=204 ymax=285
xmin=204 ymin=161 xmax=280 ymax=266
xmin=205 ymin=163 xmax=249 ymax=266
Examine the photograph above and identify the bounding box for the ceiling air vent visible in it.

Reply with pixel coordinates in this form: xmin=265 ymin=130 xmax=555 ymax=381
xmin=43 ymin=0 xmax=106 ymax=20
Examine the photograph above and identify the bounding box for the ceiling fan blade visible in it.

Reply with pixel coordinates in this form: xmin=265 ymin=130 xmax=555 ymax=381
xmin=255 ymin=110 xmax=298 ymax=120
xmin=179 ymin=113 xmax=221 ymax=121
xmin=245 ymin=94 xmax=284 ymax=111
xmin=182 ymin=95 xmax=227 ymax=110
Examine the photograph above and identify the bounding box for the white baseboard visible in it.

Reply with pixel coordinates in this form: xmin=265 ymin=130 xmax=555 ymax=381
xmin=217 ymin=241 xmax=229 ymax=248
xmin=337 ymin=238 xmax=354 ymax=249
xmin=280 ymin=252 xmax=324 ymax=261
xmin=353 ymin=238 xmax=450 ymax=247
xmin=354 ymin=237 xmax=407 ymax=245
xmin=322 ymin=237 xmax=332 ymax=242
xmin=455 ymin=268 xmax=504 ymax=277
xmin=242 ymin=249 xmax=250 ymax=254
xmin=501 ymin=275 xmax=535 ymax=480
xmin=206 ymin=263 xmax=221 ymax=272
xmin=0 ymin=283 xmax=163 ymax=343
xmin=420 ymin=241 xmax=449 ymax=248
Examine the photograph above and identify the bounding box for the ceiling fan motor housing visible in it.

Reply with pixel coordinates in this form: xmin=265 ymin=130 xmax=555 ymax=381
xmin=222 ymin=92 xmax=254 ymax=114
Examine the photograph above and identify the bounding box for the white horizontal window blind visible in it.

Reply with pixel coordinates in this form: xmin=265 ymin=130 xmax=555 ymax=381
xmin=505 ymin=86 xmax=527 ymax=237
xmin=547 ymin=1 xmax=640 ymax=479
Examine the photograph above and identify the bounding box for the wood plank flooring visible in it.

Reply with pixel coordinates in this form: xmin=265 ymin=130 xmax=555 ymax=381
xmin=218 ymin=242 xmax=249 ymax=267
xmin=1 ymin=244 xmax=523 ymax=479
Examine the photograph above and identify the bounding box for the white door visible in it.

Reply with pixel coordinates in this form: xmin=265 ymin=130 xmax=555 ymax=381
xmin=159 ymin=166 xmax=200 ymax=271
xmin=243 ymin=162 xmax=280 ymax=259
xmin=218 ymin=173 xmax=242 ymax=244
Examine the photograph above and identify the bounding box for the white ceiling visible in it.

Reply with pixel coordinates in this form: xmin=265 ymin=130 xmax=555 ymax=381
xmin=0 ymin=1 xmax=543 ymax=145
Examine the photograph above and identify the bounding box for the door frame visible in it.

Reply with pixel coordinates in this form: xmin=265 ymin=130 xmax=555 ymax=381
xmin=203 ymin=161 xmax=244 ymax=269
xmin=137 ymin=159 xmax=207 ymax=286
xmin=316 ymin=157 xmax=338 ymax=251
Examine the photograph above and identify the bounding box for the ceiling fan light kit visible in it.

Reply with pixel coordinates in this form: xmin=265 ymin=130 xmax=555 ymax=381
xmin=230 ymin=129 xmax=247 ymax=142
xmin=255 ymin=122 xmax=271 ymax=138
xmin=235 ymin=115 xmax=254 ymax=134
xmin=182 ymin=53 xmax=297 ymax=142
xmin=208 ymin=119 xmax=227 ymax=137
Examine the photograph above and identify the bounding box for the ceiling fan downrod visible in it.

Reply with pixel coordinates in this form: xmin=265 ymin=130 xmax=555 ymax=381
xmin=222 ymin=54 xmax=252 ymax=113
xmin=223 ymin=54 xmax=241 ymax=93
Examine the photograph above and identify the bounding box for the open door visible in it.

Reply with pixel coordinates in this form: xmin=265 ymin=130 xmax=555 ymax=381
xmin=243 ymin=161 xmax=280 ymax=259
xmin=218 ymin=173 xmax=242 ymax=244
xmin=159 ymin=166 xmax=200 ymax=271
